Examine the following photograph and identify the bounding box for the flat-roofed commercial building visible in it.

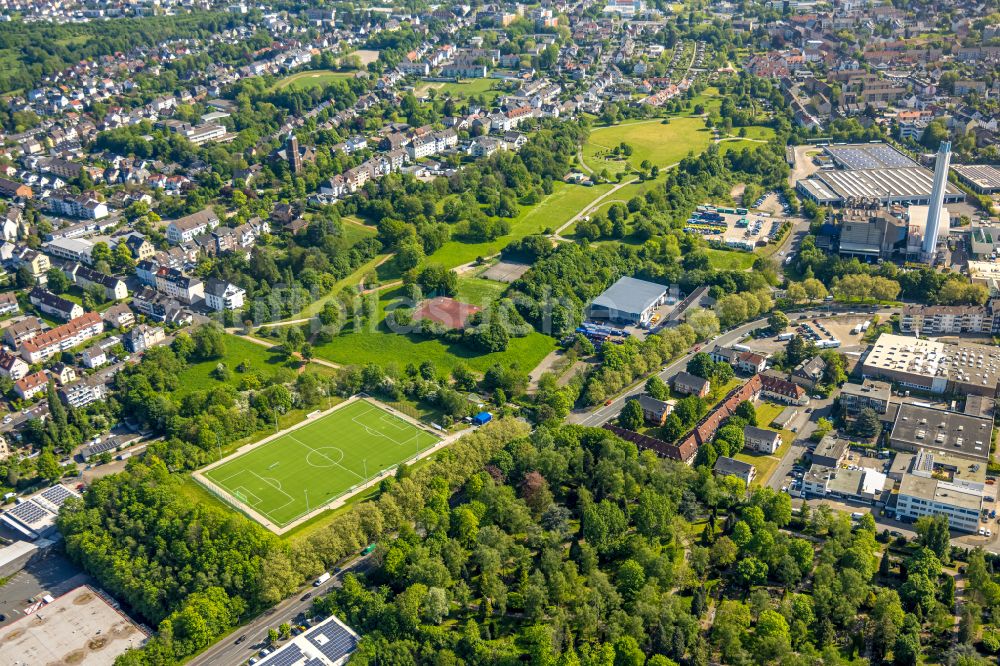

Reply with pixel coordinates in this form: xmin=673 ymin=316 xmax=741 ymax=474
xmin=952 ymin=164 xmax=1000 ymax=194
xmin=588 ymin=276 xmax=667 ymax=326
xmin=0 ymin=584 xmax=147 ymax=664
xmin=861 ymin=333 xmax=1000 ymax=397
xmin=967 ymin=261 xmax=1000 ymax=296
xmin=969 ymin=226 xmax=1000 ymax=259
xmin=797 ymin=168 xmax=965 ymax=207
xmin=889 ymin=402 xmax=993 ymax=462
xmin=801 ymin=464 xmax=888 ymax=504
xmin=896 ymin=473 xmax=982 ymax=532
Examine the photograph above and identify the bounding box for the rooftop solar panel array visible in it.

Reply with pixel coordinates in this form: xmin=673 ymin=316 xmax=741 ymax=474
xmin=7 ymin=500 xmax=53 ymax=525
xmin=82 ymin=439 xmax=119 ymax=458
xmin=40 ymin=485 xmax=74 ymax=507
xmin=305 ymin=621 xmax=358 ymax=663
xmin=258 ymin=643 xmax=306 ymax=666
xmin=826 ymin=144 xmax=918 ymax=170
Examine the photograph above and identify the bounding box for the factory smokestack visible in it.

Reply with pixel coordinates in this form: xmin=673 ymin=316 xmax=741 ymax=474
xmin=922 ymin=140 xmax=951 ymax=261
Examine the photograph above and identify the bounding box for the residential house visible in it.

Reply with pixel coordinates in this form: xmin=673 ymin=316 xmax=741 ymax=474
xmin=101 ymin=302 xmax=135 ymax=330
xmin=3 ymin=317 xmax=44 ymax=348
xmin=791 ymin=356 xmax=827 ymax=391
xmin=124 ymin=324 xmax=165 ymax=353
xmin=81 ymin=344 xmax=108 ymax=369
xmin=743 ymin=425 xmax=782 ymax=454
xmin=0 ymin=292 xmax=19 ymax=317
xmin=0 ymin=178 xmax=32 ymax=199
xmin=672 ymin=371 xmax=710 ymax=397
xmin=469 ymin=136 xmax=503 ymax=158
xmin=12 ymin=248 xmax=51 ymax=281
xmin=736 ymin=351 xmax=768 ymax=374
xmin=0 ymin=351 xmax=29 ymax=381
xmin=50 ymin=362 xmax=77 ymax=385
xmin=839 ymin=380 xmax=891 ymax=419
xmin=29 ymin=287 xmax=83 ymax=321
xmin=166 ymin=208 xmax=220 ymax=245
xmin=154 ymin=267 xmax=204 ymax=304
xmin=14 ymin=371 xmax=48 ymax=400
xmin=121 ymin=234 xmax=156 ymax=261
xmin=59 ymin=376 xmax=109 ymax=409
xmin=1 ymin=206 xmax=23 ymax=241
xmin=714 ymin=456 xmax=756 ymax=487
xmin=760 ymin=372 xmax=809 ymax=405
xmin=47 ymin=194 xmax=108 ymax=220
xmin=204 ymin=278 xmax=246 ymax=311
xmin=62 ymin=263 xmax=127 ymax=301
xmin=632 ymin=394 xmax=672 ymax=426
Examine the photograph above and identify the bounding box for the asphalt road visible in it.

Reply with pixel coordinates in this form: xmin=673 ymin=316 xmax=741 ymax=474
xmin=188 ymin=554 xmax=374 ymax=666
xmin=568 ymin=305 xmax=889 ymax=428
xmin=568 ymin=318 xmax=764 ymax=427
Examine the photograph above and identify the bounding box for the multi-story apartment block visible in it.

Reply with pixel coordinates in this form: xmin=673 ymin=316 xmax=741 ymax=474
xmin=899 ymin=304 xmax=993 ymax=335
xmin=839 ymin=380 xmax=892 ymax=418
xmin=19 ymin=312 xmax=103 ymax=363
xmin=166 ymin=208 xmax=220 ymax=245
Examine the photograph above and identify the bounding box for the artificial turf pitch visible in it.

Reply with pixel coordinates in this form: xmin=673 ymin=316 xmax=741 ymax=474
xmin=203 ymin=399 xmax=439 ymax=527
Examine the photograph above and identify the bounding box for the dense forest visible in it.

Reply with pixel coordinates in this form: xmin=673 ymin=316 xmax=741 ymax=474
xmin=59 ymin=418 xmax=1000 ymax=665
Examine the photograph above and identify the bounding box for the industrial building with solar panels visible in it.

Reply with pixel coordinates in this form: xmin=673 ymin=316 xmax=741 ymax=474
xmin=256 ymin=614 xmax=361 ymax=666
xmin=799 ymin=142 xmax=960 ymax=266
xmin=0 ymin=483 xmax=81 ymax=539
xmin=796 ymin=143 xmax=965 ymax=208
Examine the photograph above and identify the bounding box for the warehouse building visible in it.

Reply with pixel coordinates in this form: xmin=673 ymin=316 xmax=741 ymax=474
xmin=0 ymin=585 xmax=148 ymax=665
xmin=861 ymin=333 xmax=1000 ymax=396
xmin=952 ymin=164 xmax=1000 ymax=195
xmin=588 ymin=276 xmax=667 ymax=326
xmin=889 ymin=402 xmax=993 ymax=462
xmin=796 ymin=143 xmax=965 ymax=207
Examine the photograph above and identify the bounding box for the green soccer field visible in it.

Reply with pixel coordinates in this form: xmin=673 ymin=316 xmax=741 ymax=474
xmin=203 ymin=400 xmax=440 ymax=527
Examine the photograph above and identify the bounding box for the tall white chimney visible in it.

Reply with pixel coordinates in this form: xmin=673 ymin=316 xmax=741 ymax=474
xmin=922 ymin=140 xmax=951 ymax=260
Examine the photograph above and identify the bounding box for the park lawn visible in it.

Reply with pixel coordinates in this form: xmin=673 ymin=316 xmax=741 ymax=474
xmin=203 ymin=399 xmax=439 ymax=527
xmin=582 ymin=117 xmax=713 ymax=175
xmin=339 ymin=220 xmax=377 ymax=247
xmin=293 ymin=252 xmax=392 ymax=319
xmin=427 ymin=181 xmax=614 ymax=267
xmin=416 ymin=78 xmax=500 ymax=99
xmin=718 ymin=126 xmax=777 ymax=155
xmin=312 ymin=324 xmax=555 ymax=375
xmin=705 ymin=248 xmax=755 ymax=271
xmin=313 ymin=286 xmax=554 ymax=373
xmin=271 ymin=69 xmax=357 ymax=91
xmin=455 ymin=276 xmax=507 ymax=306
xmin=174 ymin=334 xmax=293 ymax=395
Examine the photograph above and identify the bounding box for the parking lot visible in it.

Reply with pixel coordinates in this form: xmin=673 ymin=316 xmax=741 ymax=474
xmin=683 ymin=203 xmax=792 ymax=251
xmin=0 ymin=547 xmax=90 ymax=628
